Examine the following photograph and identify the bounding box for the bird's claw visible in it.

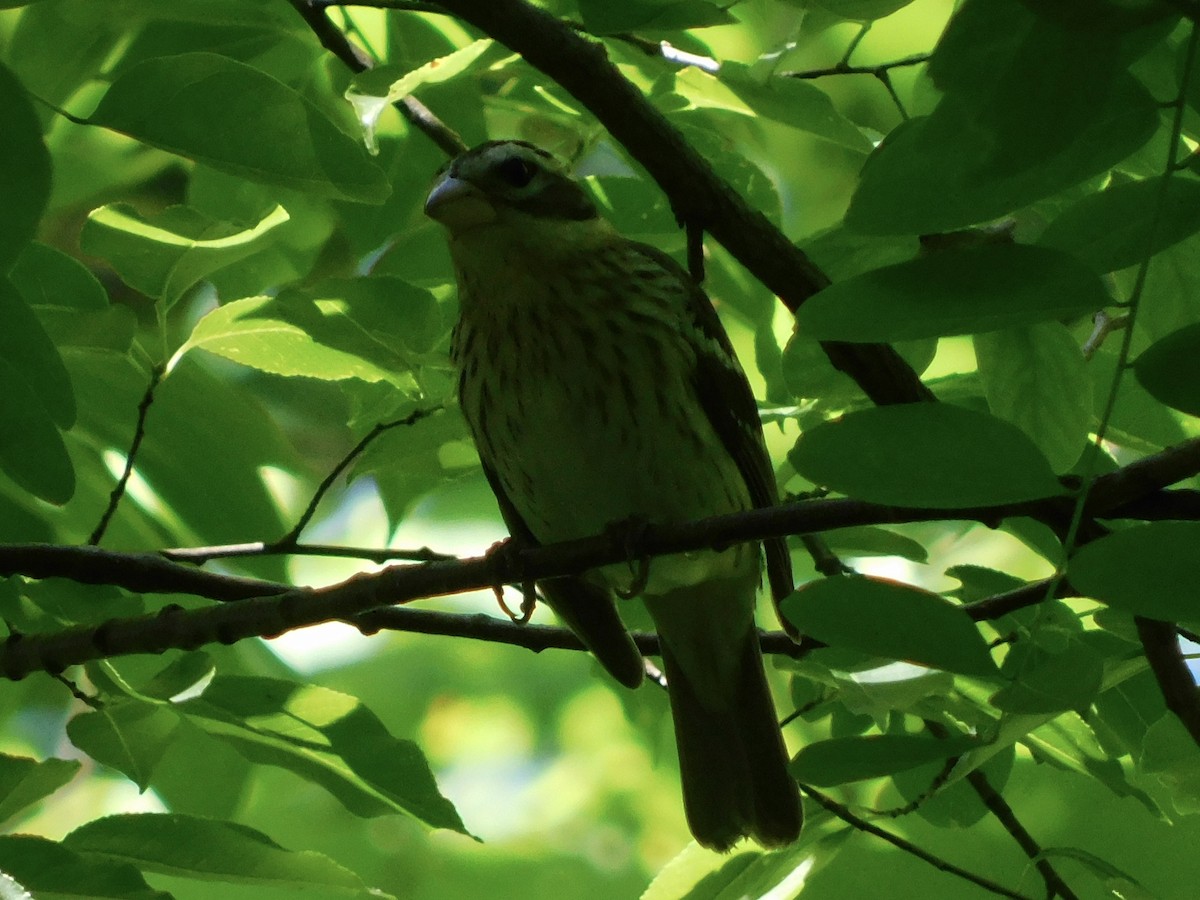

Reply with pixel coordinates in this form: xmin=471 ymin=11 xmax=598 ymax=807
xmin=607 ymin=517 xmax=652 ymax=599
xmin=485 ymin=538 xmax=537 ymax=623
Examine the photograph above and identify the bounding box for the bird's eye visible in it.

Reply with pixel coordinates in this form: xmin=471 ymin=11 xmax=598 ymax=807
xmin=494 ymin=156 xmax=538 ymax=188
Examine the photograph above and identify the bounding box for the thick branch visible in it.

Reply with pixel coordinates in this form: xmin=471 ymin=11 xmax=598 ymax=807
xmin=1136 ymin=617 xmax=1200 ymax=745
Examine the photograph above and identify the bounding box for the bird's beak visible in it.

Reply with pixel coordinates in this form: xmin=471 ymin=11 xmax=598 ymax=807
xmin=424 ymin=175 xmax=497 ymax=231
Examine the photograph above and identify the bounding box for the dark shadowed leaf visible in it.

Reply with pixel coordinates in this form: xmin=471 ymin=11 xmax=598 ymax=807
xmin=65 ymin=814 xmax=393 ymax=898
xmin=0 ymin=755 xmax=80 ymax=826
xmin=781 ymin=576 xmax=1000 ymax=676
xmin=1133 ymin=323 xmax=1200 ymax=417
xmin=1070 ymin=522 xmax=1200 ymax=621
xmin=974 ymin=323 xmax=1091 ymax=471
xmin=792 ymin=733 xmax=979 ymax=786
xmin=0 ymin=60 xmax=49 ymax=272
xmin=89 ymin=52 xmax=388 ymax=202
xmin=180 ymin=676 xmax=466 ymax=831
xmin=790 ymin=404 xmax=1062 ymax=507
xmin=0 ymin=835 xmax=170 ymax=899
xmin=796 ymin=245 xmax=1111 ymax=342
xmin=67 ymin=701 xmax=181 ymax=791
xmin=0 ymin=277 xmax=75 ymax=428
xmin=1040 ymin=177 xmax=1200 ymax=274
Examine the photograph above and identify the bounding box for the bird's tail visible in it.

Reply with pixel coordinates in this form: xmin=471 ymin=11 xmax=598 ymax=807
xmin=649 ymin=581 xmax=802 ymax=851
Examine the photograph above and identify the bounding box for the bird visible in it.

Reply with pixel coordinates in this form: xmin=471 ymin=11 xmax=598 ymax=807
xmin=424 ymin=140 xmax=801 ymax=851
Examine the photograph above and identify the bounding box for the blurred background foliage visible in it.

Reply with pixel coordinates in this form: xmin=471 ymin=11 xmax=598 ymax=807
xmin=1 ymin=0 xmax=1200 ymax=897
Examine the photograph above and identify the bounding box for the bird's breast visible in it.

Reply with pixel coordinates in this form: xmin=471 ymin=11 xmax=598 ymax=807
xmin=453 ymin=264 xmax=753 ymax=590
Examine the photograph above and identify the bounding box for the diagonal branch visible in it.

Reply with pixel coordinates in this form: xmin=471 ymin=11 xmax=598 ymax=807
xmin=288 ymin=0 xmax=466 ymax=155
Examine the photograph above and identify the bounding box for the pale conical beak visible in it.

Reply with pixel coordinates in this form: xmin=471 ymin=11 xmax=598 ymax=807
xmin=425 ymin=175 xmax=497 ymax=230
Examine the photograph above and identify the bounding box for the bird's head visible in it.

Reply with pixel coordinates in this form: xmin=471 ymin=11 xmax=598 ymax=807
xmin=425 ymin=141 xmax=606 ymax=245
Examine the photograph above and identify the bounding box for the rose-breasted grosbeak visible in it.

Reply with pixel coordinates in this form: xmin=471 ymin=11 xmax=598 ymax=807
xmin=425 ymin=141 xmax=801 ymax=850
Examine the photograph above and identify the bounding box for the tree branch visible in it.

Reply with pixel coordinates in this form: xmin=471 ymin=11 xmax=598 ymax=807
xmin=925 ymin=721 xmax=1080 ymax=900
xmin=3 ymin=436 xmax=1200 ymax=679
xmin=800 ymin=785 xmax=1033 ymax=900
xmin=1136 ymin=617 xmax=1200 ymax=745
xmin=89 ymin=365 xmax=163 ymax=546
xmin=288 ymin=0 xmax=466 ymax=156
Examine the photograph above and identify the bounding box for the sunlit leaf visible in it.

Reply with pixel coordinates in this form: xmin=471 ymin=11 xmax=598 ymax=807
xmin=81 ymin=203 xmax=290 ymax=306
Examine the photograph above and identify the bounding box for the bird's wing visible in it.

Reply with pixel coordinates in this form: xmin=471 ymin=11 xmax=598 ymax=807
xmin=628 ymin=244 xmax=794 ymax=603
xmin=479 ymin=460 xmax=646 ymax=689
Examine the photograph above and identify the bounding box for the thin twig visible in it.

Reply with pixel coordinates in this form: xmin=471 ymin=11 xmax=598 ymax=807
xmin=288 ymin=0 xmax=466 ymax=156
xmin=782 ymin=52 xmax=932 ymax=81
xmin=274 ymin=408 xmax=441 ymax=548
xmin=800 ymin=785 xmax=1033 ymax=900
xmin=925 ymin=722 xmax=1080 ymax=900
xmin=89 ymin=365 xmax=164 ymax=546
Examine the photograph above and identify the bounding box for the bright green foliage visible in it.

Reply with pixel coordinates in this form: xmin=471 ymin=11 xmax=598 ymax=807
xmin=1 ymin=0 xmax=1200 ymax=898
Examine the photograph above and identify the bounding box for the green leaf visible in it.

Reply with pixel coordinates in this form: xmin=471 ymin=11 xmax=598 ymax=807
xmin=808 ymin=0 xmax=915 ymax=20
xmin=792 ymin=733 xmax=978 ymax=786
xmin=1035 ymin=847 xmax=1151 ymax=900
xmin=693 ymin=62 xmax=872 ymax=152
xmin=789 ymin=404 xmax=1062 ymax=507
xmin=780 ymin=576 xmax=1001 ymax=676
xmin=137 ymin=652 xmax=216 ymax=702
xmin=67 ymin=701 xmax=181 ymax=791
xmin=945 ymin=564 xmax=1027 ymax=603
xmin=991 ymin=637 xmax=1104 ymax=713
xmin=974 ymin=322 xmax=1091 ymax=471
xmin=176 ymin=291 xmax=419 ymax=391
xmin=0 ymin=277 xmax=75 ymax=428
xmin=80 ymin=203 xmax=290 ymax=306
xmin=0 ymin=754 xmax=80 ymax=825
xmin=348 ymin=40 xmax=493 ymax=151
xmin=0 ymin=61 xmax=50 ymax=272
xmin=33 ymin=306 xmax=138 ymax=354
xmin=0 ymin=354 xmax=74 ymax=505
xmin=1141 ymin=714 xmax=1200 ymax=814
xmin=180 ymin=676 xmax=466 ymax=831
xmin=10 ymin=242 xmax=107 ymax=311
xmin=89 ymin=52 xmax=389 ymax=203
xmin=796 ymin=245 xmax=1111 ymax=341
xmin=643 ymin=838 xmax=838 ymax=900
xmin=65 ymin=814 xmax=393 ymax=897
xmin=1070 ymin=522 xmax=1200 ymax=621
xmin=824 ymin=526 xmax=929 ymax=563
xmin=846 ymin=0 xmax=1158 ymax=235
xmin=1039 ymin=176 xmax=1200 ymax=274
xmin=0 ymin=834 xmax=170 ymax=900
xmin=578 ymin=0 xmax=735 ymax=34
xmin=1133 ymin=323 xmax=1200 ymax=417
